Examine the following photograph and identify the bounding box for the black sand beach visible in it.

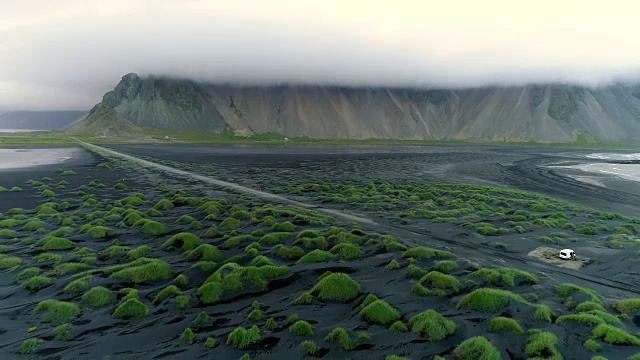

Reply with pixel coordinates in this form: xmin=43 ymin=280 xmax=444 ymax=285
xmin=1 ymin=144 xmax=639 ymax=359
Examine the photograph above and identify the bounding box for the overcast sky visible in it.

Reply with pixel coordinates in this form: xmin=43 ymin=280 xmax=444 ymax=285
xmin=1 ymin=0 xmax=639 ymax=111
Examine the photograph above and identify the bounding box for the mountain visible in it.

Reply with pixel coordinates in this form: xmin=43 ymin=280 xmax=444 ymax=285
xmin=68 ymin=73 xmax=640 ymax=142
xmin=0 ymin=110 xmax=86 ymax=130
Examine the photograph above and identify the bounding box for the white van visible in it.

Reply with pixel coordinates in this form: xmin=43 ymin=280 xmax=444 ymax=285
xmin=559 ymin=249 xmax=575 ymax=260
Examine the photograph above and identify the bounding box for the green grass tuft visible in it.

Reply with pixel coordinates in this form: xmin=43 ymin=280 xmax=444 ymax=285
xmin=63 ymin=276 xmax=92 ymax=294
xmin=0 ymin=254 xmax=22 ymax=270
xmin=265 ymin=317 xmax=277 ymax=331
xmin=180 ymin=327 xmax=195 ymax=344
xmin=127 ymin=245 xmax=150 ymax=260
xmin=488 ymin=317 xmax=524 ymax=334
xmin=54 ymin=323 xmax=73 ymax=341
xmin=584 ymin=339 xmax=602 ymax=352
xmin=112 ymin=298 xmax=149 ymax=319
xmin=81 ymin=286 xmax=112 ymax=309
xmin=457 ymin=288 xmax=526 ymax=312
xmin=297 ymin=249 xmax=333 ymax=264
xmin=289 ymin=320 xmax=314 ymax=336
xmin=310 ymin=272 xmax=360 ymax=302
xmin=0 ymin=229 xmax=19 ymax=239
xmin=153 ymin=199 xmax=174 ymax=211
xmin=87 ymin=226 xmax=111 ymax=239
xmin=141 ymin=221 xmax=168 ymax=236
xmin=432 ymin=260 xmax=457 ymax=273
xmin=193 ymin=311 xmax=211 ymax=327
xmin=163 ymin=232 xmax=202 ymax=252
xmin=408 ymin=310 xmax=456 ymax=341
xmin=153 ymin=285 xmax=182 ymax=303
xmin=525 ymin=330 xmax=561 ymax=358
xmin=185 ymin=244 xmax=224 ymax=262
xmin=276 ymin=244 xmax=305 ymax=260
xmin=109 ymin=258 xmax=172 ymax=283
xmin=325 ymin=327 xmax=353 ymax=350
xmin=271 ymin=221 xmax=296 ymax=232
xmin=42 ymin=237 xmax=74 ymax=250
xmin=21 ymin=275 xmax=52 ymax=291
xmin=301 ymin=340 xmax=319 ymax=356
xmin=20 ymin=338 xmax=43 ymax=355
xmin=329 ymin=243 xmax=363 ymax=260
xmin=226 ymin=325 xmax=261 ymax=349
xmin=205 ymin=337 xmax=217 ymax=348
xmin=454 ymin=336 xmax=501 ymax=360
xmin=612 ymin=298 xmax=640 ymax=314
xmin=402 ymin=246 xmax=453 ymax=260
xmin=389 ymin=320 xmax=408 ymax=332
xmin=471 ymin=267 xmax=538 ymax=287
xmin=35 ymin=300 xmax=81 ymax=325
xmin=359 ymin=299 xmax=401 ymax=325
xmin=220 ymin=217 xmax=241 ymax=230
xmin=591 ymin=324 xmax=640 ymax=345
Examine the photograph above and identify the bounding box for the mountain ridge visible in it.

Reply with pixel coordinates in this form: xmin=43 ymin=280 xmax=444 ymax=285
xmin=68 ymin=73 xmax=640 ymax=142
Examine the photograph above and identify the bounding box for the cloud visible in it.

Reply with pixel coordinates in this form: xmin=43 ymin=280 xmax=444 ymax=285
xmin=1 ymin=0 xmax=639 ymax=110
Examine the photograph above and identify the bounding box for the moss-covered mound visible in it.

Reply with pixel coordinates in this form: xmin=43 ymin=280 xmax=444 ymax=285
xmin=309 ymin=272 xmax=361 ymax=302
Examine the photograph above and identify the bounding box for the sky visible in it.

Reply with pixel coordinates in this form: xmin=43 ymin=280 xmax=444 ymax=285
xmin=1 ymin=0 xmax=639 ymax=111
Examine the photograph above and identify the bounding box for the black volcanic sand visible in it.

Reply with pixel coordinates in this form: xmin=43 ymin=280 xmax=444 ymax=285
xmin=0 ymin=145 xmax=639 ymax=359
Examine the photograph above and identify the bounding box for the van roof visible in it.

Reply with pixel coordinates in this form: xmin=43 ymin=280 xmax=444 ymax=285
xmin=560 ymin=249 xmax=574 ymax=252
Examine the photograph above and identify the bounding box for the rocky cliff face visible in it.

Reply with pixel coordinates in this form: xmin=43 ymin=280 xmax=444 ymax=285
xmin=69 ymin=73 xmax=640 ymax=142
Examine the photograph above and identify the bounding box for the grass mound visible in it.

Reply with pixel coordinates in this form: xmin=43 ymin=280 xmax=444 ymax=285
xmin=185 ymin=244 xmax=224 ymax=262
xmin=260 ymin=232 xmax=292 ymax=245
xmin=309 ymin=272 xmax=361 ymax=302
xmin=612 ymin=298 xmax=640 ymax=314
xmin=226 ymin=325 xmax=261 ymax=349
xmin=22 ymin=275 xmax=52 ymax=291
xmin=325 ymin=327 xmax=354 ymax=350
xmin=359 ymin=299 xmax=401 ymax=325
xmin=220 ymin=217 xmax=241 ymax=230
xmin=42 ymin=237 xmax=74 ymax=250
xmin=408 ymin=310 xmax=456 ymax=341
xmin=414 ymin=271 xmax=460 ymax=296
xmin=153 ymin=199 xmax=174 ymax=211
xmin=20 ymin=338 xmax=43 ymax=355
xmin=525 ymin=330 xmax=561 ymax=358
xmin=87 ymin=226 xmax=111 ymax=239
xmin=389 ymin=320 xmax=408 ymax=332
xmin=591 ymin=324 xmax=640 ymax=345
xmin=35 ymin=300 xmax=81 ymax=325
xmin=81 ymin=286 xmax=112 ymax=309
xmin=488 ymin=316 xmax=524 ymax=334
xmin=0 ymin=254 xmax=22 ymax=270
xmin=329 ymin=243 xmax=363 ymax=260
xmin=457 ymin=288 xmax=525 ymax=312
xmin=0 ymin=229 xmax=19 ymax=239
xmin=556 ymin=283 xmax=602 ymax=304
xmin=289 ymin=320 xmax=314 ymax=336
xmin=297 ymin=249 xmax=333 ymax=264
xmin=63 ymin=276 xmax=92 ymax=294
xmin=432 ymin=260 xmax=457 ymax=273
xmin=112 ymin=298 xmax=149 ymax=319
xmin=454 ymin=336 xmax=501 ymax=360
xmin=109 ymin=259 xmax=172 ymax=283
xmin=402 ymin=246 xmax=453 ymax=260
xmin=163 ymin=232 xmax=202 ymax=252
xmin=471 ymin=267 xmax=538 ymax=287
xmin=141 ymin=221 xmax=167 ymax=236
xmin=153 ymin=285 xmax=182 ymax=303
xmin=198 ymin=264 xmax=290 ymax=304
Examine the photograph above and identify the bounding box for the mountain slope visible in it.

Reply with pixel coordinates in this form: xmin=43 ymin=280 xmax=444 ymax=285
xmin=72 ymin=73 xmax=640 ymax=142
xmin=0 ymin=110 xmax=85 ymax=130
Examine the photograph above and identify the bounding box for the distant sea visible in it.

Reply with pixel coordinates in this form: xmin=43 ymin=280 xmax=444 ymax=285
xmin=0 ymin=129 xmax=45 ymax=133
